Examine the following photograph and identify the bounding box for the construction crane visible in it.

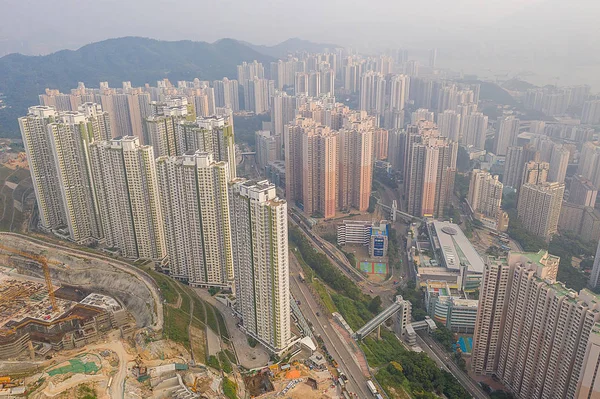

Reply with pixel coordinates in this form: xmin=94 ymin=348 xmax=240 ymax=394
xmin=0 ymin=242 xmax=57 ymax=311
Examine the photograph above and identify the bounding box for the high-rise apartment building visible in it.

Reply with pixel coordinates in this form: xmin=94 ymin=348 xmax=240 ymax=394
xmin=255 ymin=130 xmax=280 ymax=170
xmin=389 ymin=74 xmax=409 ymax=112
xmin=405 ymin=121 xmax=458 ymax=218
xmin=146 ymin=115 xmax=183 ymax=157
xmin=175 ymin=116 xmax=237 ymax=181
xmin=589 ymin=240 xmax=600 ymax=289
xmin=473 ymin=251 xmax=600 ymax=399
xmin=503 ymin=146 xmax=540 ymax=188
xmin=271 ymin=92 xmax=298 ymax=137
xmin=245 ymin=78 xmax=273 ymax=114
xmin=494 ymin=116 xmax=520 ymax=156
xmin=228 ymin=179 xmax=292 ymax=354
xmin=89 ymin=136 xmax=166 ymax=261
xmin=156 ymin=152 xmax=234 ymax=288
xmin=338 ymin=128 xmax=374 ymax=212
xmin=570 ymin=175 xmax=598 ymax=207
xmin=582 ymin=100 xmax=600 ymax=125
xmin=19 ymin=105 xmax=108 ymax=243
xmin=462 ymin=112 xmax=488 ymax=149
xmin=411 ymin=109 xmax=435 ymax=124
xmin=578 ymin=141 xmax=600 ymax=188
xmin=548 ymin=144 xmax=569 ymax=183
xmin=360 ymin=71 xmax=386 ymax=116
xmin=213 ymin=78 xmax=240 ymax=112
xmin=517 ymin=181 xmax=564 ymax=239
xmin=522 ymin=160 xmax=549 ymax=186
xmin=468 ymin=170 xmax=504 ymax=229
xmin=437 ymin=110 xmax=461 ymax=142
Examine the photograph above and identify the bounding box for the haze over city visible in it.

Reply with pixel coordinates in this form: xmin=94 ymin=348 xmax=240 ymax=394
xmin=2 ymin=1 xmax=600 ymax=398
xmin=2 ymin=0 xmax=600 ymax=88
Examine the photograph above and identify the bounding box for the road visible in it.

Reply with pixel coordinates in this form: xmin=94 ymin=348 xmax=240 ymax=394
xmin=289 ymin=210 xmax=365 ymax=283
xmin=289 ymin=253 xmax=372 ymax=399
xmin=417 ymin=332 xmax=488 ymax=399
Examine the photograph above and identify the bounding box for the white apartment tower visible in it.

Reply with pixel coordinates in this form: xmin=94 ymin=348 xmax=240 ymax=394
xmin=19 ymin=105 xmax=107 ymax=243
xmin=89 ymin=136 xmax=166 ymax=261
xmin=157 ymin=152 xmax=234 ymax=288
xmin=176 ymin=116 xmax=237 ymax=180
xmin=19 ymin=106 xmax=66 ymax=232
xmin=229 ymin=179 xmax=292 ymax=354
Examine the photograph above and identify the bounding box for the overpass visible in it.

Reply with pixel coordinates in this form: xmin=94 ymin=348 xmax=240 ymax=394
xmin=354 ymin=296 xmax=410 ymax=340
xmin=378 ymin=201 xmax=423 ymax=223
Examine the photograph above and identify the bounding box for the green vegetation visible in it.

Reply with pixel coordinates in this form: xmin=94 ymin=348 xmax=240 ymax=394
xmin=374 ymin=169 xmax=398 ymax=189
xmin=206 ymin=306 xmax=219 ymax=335
xmin=313 ymin=279 xmax=337 ymax=314
xmin=388 ymin=227 xmax=403 ymax=271
xmin=163 ymin=307 xmax=190 ymax=349
xmin=331 ymin=293 xmax=373 ymax=330
xmin=454 ymin=173 xmax=470 ymax=201
xmin=247 ymin=336 xmax=258 ymax=348
xmin=444 ymin=205 xmax=462 ymax=224
xmin=548 ymin=233 xmax=596 ymax=292
xmin=362 ymin=330 xmax=470 ymax=399
xmin=207 ymin=355 xmax=220 ymax=370
xmin=216 ymin=311 xmax=230 ymax=339
xmin=502 ymin=191 xmax=517 ymax=210
xmin=398 ymin=281 xmax=427 ymax=321
xmin=232 ymin=114 xmax=271 ymax=148
xmin=289 ymin=226 xmax=363 ymax=301
xmin=368 ymin=195 xmax=378 ymax=213
xmin=224 ymin=349 xmax=236 ymax=363
xmin=506 ymin=210 xmax=548 ymax=252
xmin=456 ymin=147 xmax=471 ymax=173
xmin=218 ymin=351 xmax=233 ymax=373
xmin=223 ymin=377 xmax=238 ymax=399
xmin=77 ymin=385 xmax=98 ymax=399
xmin=432 ymin=323 xmax=456 ymax=351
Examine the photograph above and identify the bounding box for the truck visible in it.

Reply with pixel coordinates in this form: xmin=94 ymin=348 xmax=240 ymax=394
xmin=367 ymin=380 xmax=378 ymax=396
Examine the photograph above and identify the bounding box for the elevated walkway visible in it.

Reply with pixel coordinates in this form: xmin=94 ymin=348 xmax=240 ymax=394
xmin=354 ymin=296 xmax=408 ymax=340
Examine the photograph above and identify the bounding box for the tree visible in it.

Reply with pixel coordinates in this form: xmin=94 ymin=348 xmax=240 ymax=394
xmin=369 ymin=296 xmax=382 ymax=313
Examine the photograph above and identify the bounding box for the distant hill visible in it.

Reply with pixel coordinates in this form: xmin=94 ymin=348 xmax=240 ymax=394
xmin=242 ymin=38 xmax=339 ymax=58
xmin=0 ymin=36 xmax=275 ymax=137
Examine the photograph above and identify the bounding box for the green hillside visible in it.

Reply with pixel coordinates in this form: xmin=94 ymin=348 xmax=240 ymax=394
xmin=0 ymin=36 xmax=275 ymax=137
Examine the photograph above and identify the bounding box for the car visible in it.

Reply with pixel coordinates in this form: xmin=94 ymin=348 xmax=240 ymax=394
xmin=316 ymin=311 xmax=321 ymax=317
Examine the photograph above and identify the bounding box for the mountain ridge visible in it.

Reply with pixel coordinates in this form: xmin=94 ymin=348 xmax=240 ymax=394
xmin=0 ymin=36 xmax=332 ymax=137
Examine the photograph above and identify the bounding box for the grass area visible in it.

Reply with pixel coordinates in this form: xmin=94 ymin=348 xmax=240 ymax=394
xmin=219 ymin=351 xmax=233 ymax=373
xmin=223 ymin=377 xmax=238 ymax=399
xmin=164 ymin=306 xmax=190 ymax=349
xmin=189 ymin=321 xmax=207 ymax=363
xmin=147 ymin=269 xmax=179 ymax=305
xmin=205 ymin=304 xmax=219 ymax=335
xmin=312 ymin=279 xmax=337 ymax=314
xmin=224 ymin=349 xmax=236 ymax=364
xmin=216 ymin=310 xmax=230 ymax=339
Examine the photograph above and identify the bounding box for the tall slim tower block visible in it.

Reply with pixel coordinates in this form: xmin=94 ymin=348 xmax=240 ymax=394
xmin=89 ymin=136 xmax=166 ymax=261
xmin=229 ymin=179 xmax=291 ymax=354
xmin=157 ymin=152 xmax=234 ymax=288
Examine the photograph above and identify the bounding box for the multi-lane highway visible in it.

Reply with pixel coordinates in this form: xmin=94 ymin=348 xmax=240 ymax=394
xmin=289 ymin=253 xmax=372 ymax=399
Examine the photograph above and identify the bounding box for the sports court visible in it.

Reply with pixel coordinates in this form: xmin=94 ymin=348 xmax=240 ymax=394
xmin=457 ymin=336 xmax=473 ymax=353
xmin=359 ymin=261 xmax=388 ymax=275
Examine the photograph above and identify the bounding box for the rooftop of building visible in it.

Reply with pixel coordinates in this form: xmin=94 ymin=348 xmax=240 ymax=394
xmin=430 ymin=221 xmax=484 ymax=274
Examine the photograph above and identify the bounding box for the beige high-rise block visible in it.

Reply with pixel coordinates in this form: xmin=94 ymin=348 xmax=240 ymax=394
xmin=229 ymin=179 xmax=291 ymax=354
xmin=157 ymin=152 xmax=234 ymax=288
xmin=517 ymin=181 xmax=564 ymax=239
xmin=473 ymin=251 xmax=600 ymax=399
xmin=89 ymin=136 xmax=166 ymax=261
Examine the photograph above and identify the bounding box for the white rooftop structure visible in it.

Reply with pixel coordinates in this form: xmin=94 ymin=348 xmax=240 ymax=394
xmin=430 ymin=221 xmax=484 ymax=274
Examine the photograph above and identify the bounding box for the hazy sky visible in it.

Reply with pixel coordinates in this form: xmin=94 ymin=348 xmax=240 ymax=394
xmin=2 ymin=0 xmax=599 ymax=88
xmin=1 ymin=0 xmax=546 ymax=53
